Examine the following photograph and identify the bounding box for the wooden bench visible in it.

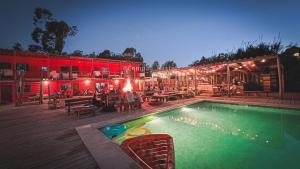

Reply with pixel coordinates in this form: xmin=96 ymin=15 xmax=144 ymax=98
xmin=244 ymin=91 xmax=269 ymax=97
xmin=65 ymin=97 xmax=96 ymax=118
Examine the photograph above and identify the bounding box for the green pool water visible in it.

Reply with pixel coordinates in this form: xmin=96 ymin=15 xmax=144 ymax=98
xmin=101 ymin=101 xmax=300 ymax=169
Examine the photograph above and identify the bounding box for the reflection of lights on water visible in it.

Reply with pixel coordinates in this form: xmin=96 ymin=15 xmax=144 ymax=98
xmin=181 ymin=107 xmax=194 ymax=112
xmin=150 ymin=118 xmax=161 ymax=124
xmin=169 ymin=115 xmax=272 ymax=145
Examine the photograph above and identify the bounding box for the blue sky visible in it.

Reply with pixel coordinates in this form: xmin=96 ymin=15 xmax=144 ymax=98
xmin=0 ymin=0 xmax=299 ymax=66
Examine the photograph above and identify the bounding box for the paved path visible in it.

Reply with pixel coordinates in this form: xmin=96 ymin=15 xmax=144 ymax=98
xmin=0 ymin=96 xmax=299 ymax=169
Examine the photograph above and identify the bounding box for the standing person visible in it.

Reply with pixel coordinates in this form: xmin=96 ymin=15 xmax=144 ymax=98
xmin=134 ymin=92 xmax=143 ymax=108
xmin=126 ymin=91 xmax=135 ymax=111
xmin=114 ymin=93 xmax=123 ymax=112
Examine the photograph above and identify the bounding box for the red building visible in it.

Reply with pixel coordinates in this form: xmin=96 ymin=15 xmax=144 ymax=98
xmin=0 ymin=50 xmax=144 ymax=104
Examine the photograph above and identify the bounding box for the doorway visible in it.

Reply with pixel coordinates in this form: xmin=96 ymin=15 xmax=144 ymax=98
xmin=73 ymin=83 xmax=79 ymax=96
xmin=1 ymin=85 xmax=12 ymax=104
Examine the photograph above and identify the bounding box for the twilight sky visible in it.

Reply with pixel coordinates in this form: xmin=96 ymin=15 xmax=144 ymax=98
xmin=0 ymin=0 xmax=299 ymax=67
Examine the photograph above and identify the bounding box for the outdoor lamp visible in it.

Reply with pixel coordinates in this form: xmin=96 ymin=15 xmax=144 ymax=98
xmin=85 ymin=79 xmax=90 ymax=85
xmin=43 ymin=80 xmax=49 ymax=85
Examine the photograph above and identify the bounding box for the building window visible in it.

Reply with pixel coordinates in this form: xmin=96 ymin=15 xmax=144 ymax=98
xmin=24 ymin=85 xmax=31 ymax=92
xmin=16 ymin=63 xmax=29 ymax=71
xmin=0 ymin=62 xmax=12 ymax=69
xmin=102 ymin=68 xmax=109 ymax=73
xmin=72 ymin=66 xmax=79 ymax=73
xmin=41 ymin=66 xmax=48 ymax=72
xmin=60 ymin=66 xmax=70 ymax=72
xmin=60 ymin=84 xmax=70 ymax=91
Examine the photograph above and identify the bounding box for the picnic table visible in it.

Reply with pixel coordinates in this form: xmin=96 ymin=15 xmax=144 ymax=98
xmin=64 ymin=97 xmax=96 ymax=119
xmin=152 ymin=94 xmax=169 ymax=102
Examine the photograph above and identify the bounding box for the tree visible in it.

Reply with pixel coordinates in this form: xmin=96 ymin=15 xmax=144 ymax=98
xmin=28 ymin=44 xmax=42 ymax=52
xmin=12 ymin=42 xmax=23 ymax=51
xmin=98 ymin=50 xmax=112 ymax=58
xmin=135 ymin=52 xmax=143 ymax=62
xmin=70 ymin=50 xmax=83 ymax=56
xmin=123 ymin=47 xmax=137 ymax=58
xmin=29 ymin=8 xmax=77 ymax=54
xmin=141 ymin=63 xmax=151 ymax=77
xmin=280 ymin=45 xmax=300 ymax=92
xmin=161 ymin=60 xmax=177 ymax=70
xmin=152 ymin=61 xmax=160 ymax=71
xmin=88 ymin=52 xmax=97 ymax=58
xmin=189 ymin=41 xmax=283 ymax=67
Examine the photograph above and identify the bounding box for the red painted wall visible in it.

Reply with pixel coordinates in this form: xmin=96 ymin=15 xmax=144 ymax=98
xmin=0 ymin=50 xmax=143 ymax=104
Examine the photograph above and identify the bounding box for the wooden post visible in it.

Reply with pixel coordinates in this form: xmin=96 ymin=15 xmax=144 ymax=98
xmin=69 ymin=57 xmax=73 ymax=97
xmin=277 ymin=55 xmax=283 ymax=98
xmin=48 ymin=82 xmax=50 ymax=100
xmin=194 ymin=68 xmax=197 ymax=95
xmin=227 ymin=64 xmax=230 ymax=97
xmin=40 ymin=74 xmax=43 ymax=104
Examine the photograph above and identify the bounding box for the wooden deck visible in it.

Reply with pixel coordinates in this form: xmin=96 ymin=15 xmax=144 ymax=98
xmin=0 ymin=97 xmax=202 ymax=169
xmin=0 ymin=96 xmax=299 ymax=169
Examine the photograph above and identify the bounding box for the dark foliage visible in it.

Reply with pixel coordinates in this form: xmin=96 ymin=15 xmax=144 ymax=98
xmin=69 ymin=50 xmax=83 ymax=56
xmin=29 ymin=8 xmax=77 ymax=54
xmin=161 ymin=60 xmax=177 ymax=70
xmin=12 ymin=42 xmax=23 ymax=51
xmin=96 ymin=48 xmax=144 ymax=62
xmin=152 ymin=61 xmax=160 ymax=71
xmin=280 ymin=45 xmax=300 ymax=92
xmin=189 ymin=42 xmax=282 ymax=66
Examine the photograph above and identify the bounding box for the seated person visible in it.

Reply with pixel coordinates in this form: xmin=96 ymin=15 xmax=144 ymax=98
xmin=92 ymin=93 xmax=101 ymax=107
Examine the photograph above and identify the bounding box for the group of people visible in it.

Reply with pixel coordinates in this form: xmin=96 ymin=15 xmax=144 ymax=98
xmin=92 ymin=88 xmax=143 ymax=112
xmin=114 ymin=91 xmax=143 ymax=112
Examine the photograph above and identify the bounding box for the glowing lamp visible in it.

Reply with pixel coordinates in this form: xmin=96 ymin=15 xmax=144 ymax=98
xmin=135 ymin=79 xmax=139 ymax=83
xmin=115 ymin=79 xmax=119 ymax=84
xmin=261 ymin=59 xmax=266 ymax=63
xmin=85 ymin=79 xmax=90 ymax=85
xmin=43 ymin=80 xmax=49 ymax=85
xmin=122 ymin=79 xmax=132 ymax=92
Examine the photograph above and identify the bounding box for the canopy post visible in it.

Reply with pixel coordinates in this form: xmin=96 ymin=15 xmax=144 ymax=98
xmin=194 ymin=68 xmax=197 ymax=95
xmin=277 ymin=55 xmax=284 ymax=98
xmin=227 ymin=64 xmax=230 ymax=97
xmin=40 ymin=73 xmax=43 ymax=104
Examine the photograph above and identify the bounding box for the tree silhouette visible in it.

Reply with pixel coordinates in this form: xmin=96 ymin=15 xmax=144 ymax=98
xmin=152 ymin=61 xmax=160 ymax=71
xmin=98 ymin=50 xmax=112 ymax=58
xmin=280 ymin=45 xmax=300 ymax=92
xmin=70 ymin=50 xmax=83 ymax=56
xmin=123 ymin=47 xmax=137 ymax=58
xmin=189 ymin=41 xmax=282 ymax=66
xmin=12 ymin=42 xmax=23 ymax=51
xmin=161 ymin=60 xmax=177 ymax=70
xmin=29 ymin=8 xmax=77 ymax=54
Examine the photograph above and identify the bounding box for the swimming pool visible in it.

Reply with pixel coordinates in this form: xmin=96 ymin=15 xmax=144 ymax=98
xmin=101 ymin=101 xmax=300 ymax=169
